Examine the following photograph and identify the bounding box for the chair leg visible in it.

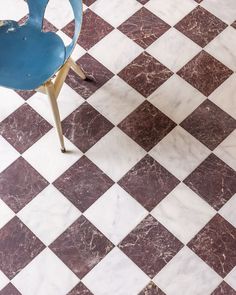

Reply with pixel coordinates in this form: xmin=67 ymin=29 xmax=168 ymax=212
xmin=68 ymin=58 xmax=86 ymax=80
xmin=45 ymin=81 xmax=66 ymax=153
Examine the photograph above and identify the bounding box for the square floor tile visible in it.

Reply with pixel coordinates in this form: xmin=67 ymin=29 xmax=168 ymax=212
xmin=119 ymin=215 xmax=183 ymax=278
xmin=0 ymin=217 xmax=45 ymax=279
xmin=118 ymin=52 xmax=173 ymax=98
xmin=82 ymin=247 xmax=149 ymax=295
xmin=219 ymin=194 xmax=236 ymax=228
xmin=62 ymin=102 xmax=114 ymax=153
xmin=184 ymin=153 xmax=236 ymax=210
xmin=12 ymin=248 xmax=79 ymax=295
xmin=0 ymin=284 xmax=21 ymax=295
xmin=177 ymin=51 xmax=233 ymax=96
xmin=147 ymin=28 xmax=201 ymax=72
xmin=18 ymin=185 xmax=81 ymax=246
xmin=86 ymin=128 xmax=146 ymax=181
xmin=232 ymin=20 xmax=236 ymax=29
xmin=225 ymin=267 xmax=236 ymax=291
xmin=67 ymin=282 xmax=93 ymax=295
xmin=0 ymin=136 xmax=19 ymax=173
xmin=139 ymin=282 xmax=166 ymax=295
xmin=118 ymin=101 xmax=176 ymax=151
xmin=150 ymin=126 xmax=210 ymax=180
xmin=188 ymin=214 xmax=236 ymax=277
xmin=175 ymin=6 xmax=227 ymax=47
xmin=84 ymin=184 xmax=148 ymax=245
xmin=180 ymin=100 xmax=236 ymax=151
xmin=0 ymin=271 xmax=9 ymax=292
xmin=118 ymin=155 xmax=179 ymax=211
xmin=118 ymin=7 xmax=170 ymax=49
xmin=148 ymin=75 xmax=206 ymax=124
xmin=0 ymin=200 xmax=14 ymax=230
xmin=0 ymin=104 xmax=52 ymax=154
xmin=50 ymin=215 xmax=114 ymax=278
xmin=0 ymin=0 xmax=27 ymax=21
xmin=151 ymin=183 xmax=216 ymax=244
xmin=154 ymin=247 xmax=221 ymax=295
xmin=53 ymin=156 xmax=114 ymax=212
xmin=0 ymin=157 xmax=49 ymax=213
xmin=211 ymin=281 xmax=236 ymax=295
xmin=15 ymin=90 xmax=35 ymax=101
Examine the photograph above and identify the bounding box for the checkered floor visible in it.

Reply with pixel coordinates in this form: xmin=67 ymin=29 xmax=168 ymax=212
xmin=0 ymin=0 xmax=236 ymax=294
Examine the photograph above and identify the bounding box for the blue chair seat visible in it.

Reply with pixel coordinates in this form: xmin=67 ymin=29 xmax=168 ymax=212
xmin=0 ymin=20 xmax=66 ymax=90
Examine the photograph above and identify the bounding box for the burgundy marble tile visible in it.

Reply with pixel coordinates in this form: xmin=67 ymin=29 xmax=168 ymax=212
xmin=139 ymin=282 xmax=166 ymax=295
xmin=118 ymin=155 xmax=179 ymax=211
xmin=188 ymin=214 xmax=236 ymax=277
xmin=175 ymin=6 xmax=227 ymax=47
xmin=0 ymin=157 xmax=49 ymax=213
xmin=62 ymin=102 xmax=114 ymax=152
xmin=177 ymin=51 xmax=233 ymax=96
xmin=0 ymin=284 xmax=21 ymax=295
xmin=67 ymin=282 xmax=93 ymax=295
xmin=53 ymin=156 xmax=114 ymax=212
xmin=0 ymin=104 xmax=52 ymax=153
xmin=83 ymin=0 xmax=97 ymax=6
xmin=118 ymin=101 xmax=176 ymax=151
xmin=118 ymin=7 xmax=170 ymax=49
xmin=184 ymin=154 xmax=236 ymax=210
xmin=194 ymin=0 xmax=203 ymax=3
xmin=137 ymin=0 xmax=150 ymax=4
xmin=15 ymin=90 xmax=35 ymax=100
xmin=211 ymin=282 xmax=236 ymax=295
xmin=0 ymin=217 xmax=45 ymax=279
xmin=118 ymin=52 xmax=173 ymax=98
xmin=180 ymin=99 xmax=236 ymax=150
xmin=50 ymin=215 xmax=114 ymax=278
xmin=65 ymin=53 xmax=114 ymax=99
xmin=119 ymin=215 xmax=183 ymax=278
xmin=232 ymin=21 xmax=236 ymax=29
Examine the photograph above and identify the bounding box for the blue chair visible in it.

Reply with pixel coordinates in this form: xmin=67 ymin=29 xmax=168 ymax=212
xmin=0 ymin=0 xmax=86 ymax=152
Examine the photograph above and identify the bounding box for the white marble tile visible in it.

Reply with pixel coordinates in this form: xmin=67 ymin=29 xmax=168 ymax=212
xmin=0 ymin=270 xmax=9 ymax=291
xmin=225 ymin=267 xmax=236 ymax=291
xmin=214 ymin=130 xmax=236 ymax=171
xmin=209 ymin=73 xmax=236 ymax=120
xmin=17 ymin=185 xmax=81 ymax=245
xmin=0 ymin=0 xmax=28 ymax=21
xmin=0 ymin=87 xmax=24 ymax=122
xmin=84 ymin=184 xmax=148 ymax=245
xmin=88 ymin=76 xmax=144 ymax=125
xmin=90 ymin=0 xmax=142 ymax=27
xmin=219 ymin=194 xmax=236 ymax=228
xmin=0 ymin=136 xmax=19 ymax=173
xmin=23 ymin=129 xmax=82 ymax=183
xmin=146 ymin=0 xmax=197 ymax=26
xmin=0 ymin=199 xmax=15 ymax=230
xmin=147 ymin=28 xmax=201 ymax=72
xmin=150 ymin=126 xmax=210 ymax=180
xmin=205 ymin=27 xmax=236 ymax=71
xmin=201 ymin=0 xmax=236 ymax=24
xmin=89 ymin=30 xmax=143 ymax=74
xmin=154 ymin=247 xmax=222 ymax=295
xmin=12 ymin=248 xmax=79 ymax=295
xmin=148 ymin=75 xmax=206 ymax=124
xmin=82 ymin=247 xmax=149 ymax=295
xmin=151 ymin=183 xmax=216 ymax=244
xmin=86 ymin=128 xmax=145 ymax=182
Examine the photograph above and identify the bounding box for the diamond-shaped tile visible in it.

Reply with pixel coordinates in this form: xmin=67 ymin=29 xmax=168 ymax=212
xmin=232 ymin=20 xmax=236 ymax=29
xmin=188 ymin=214 xmax=236 ymax=277
xmin=184 ymin=154 xmax=236 ymax=210
xmin=177 ymin=51 xmax=233 ymax=96
xmin=225 ymin=267 xmax=236 ymax=291
xmin=83 ymin=0 xmax=97 ymax=6
xmin=119 ymin=155 xmax=179 ymax=211
xmin=82 ymin=247 xmax=149 ymax=295
xmin=0 ymin=157 xmax=49 ymax=213
xmin=65 ymin=53 xmax=114 ymax=99
xmin=180 ymin=100 xmax=236 ymax=151
xmin=175 ymin=6 xmax=227 ymax=47
xmin=151 ymin=183 xmax=216 ymax=244
xmin=118 ymin=101 xmax=176 ymax=151
xmin=0 ymin=136 xmax=19 ymax=173
xmin=53 ymin=156 xmax=113 ymax=212
xmin=154 ymin=247 xmax=221 ymax=295
xmin=0 ymin=284 xmax=21 ymax=295
xmin=211 ymin=281 xmax=236 ymax=295
xmin=118 ymin=52 xmax=173 ymax=98
xmin=68 ymin=282 xmax=93 ymax=295
xmin=50 ymin=215 xmax=114 ymax=278
xmin=139 ymin=282 xmax=166 ymax=295
xmin=0 ymin=200 xmax=14 ymax=230
xmin=119 ymin=215 xmax=183 ymax=278
xmin=137 ymin=0 xmax=151 ymax=4
xmin=219 ymin=194 xmax=236 ymax=228
xmin=62 ymin=9 xmax=114 ymax=50
xmin=84 ymin=184 xmax=148 ymax=244
xmin=0 ymin=217 xmax=45 ymax=279
xmin=12 ymin=248 xmax=79 ymax=295
xmin=118 ymin=7 xmax=170 ymax=49
xmin=18 ymin=185 xmax=81 ymax=246
xmin=0 ymin=271 xmax=9 ymax=292
xmin=15 ymin=90 xmax=35 ymax=101
xmin=62 ymin=102 xmax=114 ymax=153
xmin=0 ymin=104 xmax=52 ymax=153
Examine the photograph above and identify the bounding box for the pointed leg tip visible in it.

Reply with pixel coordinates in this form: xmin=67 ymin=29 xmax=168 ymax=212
xmin=61 ymin=148 xmax=66 ymax=153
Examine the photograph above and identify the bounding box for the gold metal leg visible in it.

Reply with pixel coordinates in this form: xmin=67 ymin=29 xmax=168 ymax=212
xmin=68 ymin=58 xmax=86 ymax=80
xmin=45 ymin=81 xmax=66 ymax=153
